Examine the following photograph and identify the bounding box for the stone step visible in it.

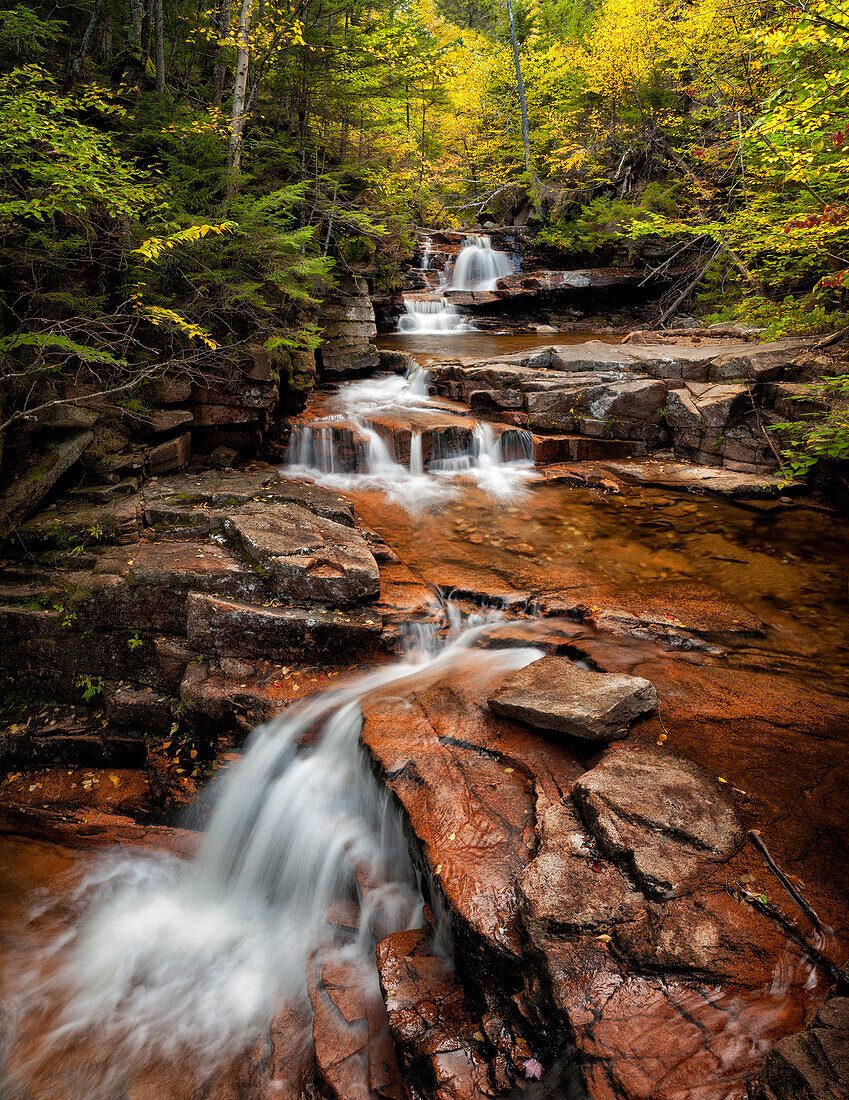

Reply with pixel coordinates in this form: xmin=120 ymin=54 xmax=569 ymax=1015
xmin=186 ymin=593 xmax=382 ymax=661
xmin=531 ymin=433 xmax=642 ymax=464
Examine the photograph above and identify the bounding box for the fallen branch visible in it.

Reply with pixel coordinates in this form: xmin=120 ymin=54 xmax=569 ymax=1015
xmin=748 ymin=828 xmax=822 ymax=930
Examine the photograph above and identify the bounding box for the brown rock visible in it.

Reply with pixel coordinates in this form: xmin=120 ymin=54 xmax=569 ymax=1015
xmin=574 ymin=746 xmax=744 ymax=898
xmin=148 ymin=432 xmax=190 ymax=475
xmin=488 ymin=656 xmax=657 ymax=740
xmin=376 ymin=928 xmax=496 ymax=1099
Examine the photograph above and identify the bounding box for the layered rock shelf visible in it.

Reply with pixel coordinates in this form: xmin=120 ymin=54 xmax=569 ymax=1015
xmin=1 ymin=328 xmax=848 ymax=1100
xmin=430 ymin=338 xmax=809 ymax=474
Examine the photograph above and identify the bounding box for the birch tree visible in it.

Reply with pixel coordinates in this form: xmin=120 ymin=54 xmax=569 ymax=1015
xmin=226 ymin=0 xmax=253 ymax=200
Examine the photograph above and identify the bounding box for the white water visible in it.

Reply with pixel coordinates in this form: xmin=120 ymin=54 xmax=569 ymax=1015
xmin=3 ymin=613 xmax=543 ymax=1095
xmin=398 ymin=297 xmax=474 ymax=334
xmin=283 ymin=361 xmax=536 ymax=510
xmin=396 ymin=235 xmax=514 ymax=334
xmin=449 ymin=235 xmax=514 ymax=292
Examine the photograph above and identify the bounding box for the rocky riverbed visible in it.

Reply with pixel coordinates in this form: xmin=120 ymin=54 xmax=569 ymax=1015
xmin=1 ymin=334 xmax=848 ymax=1100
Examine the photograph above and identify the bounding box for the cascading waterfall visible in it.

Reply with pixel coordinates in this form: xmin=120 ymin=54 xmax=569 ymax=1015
xmin=397 ymin=298 xmax=473 ymax=334
xmin=282 ymin=361 xmax=537 ymax=508
xmin=2 ymin=613 xmax=542 ymax=1096
xmin=396 ymin=235 xmax=515 ymax=334
xmin=448 ymin=235 xmax=514 ymax=292
xmin=421 ymin=236 xmax=432 ymax=271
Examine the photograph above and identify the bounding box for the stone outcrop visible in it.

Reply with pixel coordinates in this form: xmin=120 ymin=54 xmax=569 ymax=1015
xmin=488 ymin=655 xmax=657 ymax=740
xmin=318 ymin=274 xmax=380 ymax=377
xmin=0 ymin=465 xmax=383 ymax=770
xmin=430 ymin=338 xmax=810 ymax=472
xmin=359 ymin=659 xmax=829 ymax=1100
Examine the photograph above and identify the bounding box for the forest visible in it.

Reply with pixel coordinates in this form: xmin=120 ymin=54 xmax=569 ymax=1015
xmin=1 ymin=3 xmax=849 ymax=1098
xmin=1 ymin=0 xmax=849 ymax=477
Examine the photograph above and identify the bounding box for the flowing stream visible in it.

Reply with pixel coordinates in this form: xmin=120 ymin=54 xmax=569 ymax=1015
xmin=283 ymin=359 xmax=536 ymax=509
xmin=1 ymin=609 xmax=542 ymax=1096
xmin=398 ymin=235 xmax=514 ymax=333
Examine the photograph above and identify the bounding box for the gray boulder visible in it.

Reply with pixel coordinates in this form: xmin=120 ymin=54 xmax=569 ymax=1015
xmin=487 ymin=655 xmax=657 ymax=740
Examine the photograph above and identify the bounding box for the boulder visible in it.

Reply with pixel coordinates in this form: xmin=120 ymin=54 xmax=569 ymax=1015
xmin=223 ymin=503 xmax=380 ymax=604
xmin=573 ymin=746 xmax=744 ymax=898
xmin=488 ymin=656 xmax=657 ymax=740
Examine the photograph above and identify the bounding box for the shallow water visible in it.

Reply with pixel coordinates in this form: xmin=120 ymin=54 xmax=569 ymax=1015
xmin=375 ymin=329 xmax=623 ymax=365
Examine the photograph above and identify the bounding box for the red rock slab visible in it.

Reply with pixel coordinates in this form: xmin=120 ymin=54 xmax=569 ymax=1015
xmin=361 ymin=661 xmax=584 ymax=963
xmin=376 ymin=928 xmax=495 ymax=1099
xmin=0 ymin=805 xmax=197 ymax=855
xmin=308 ymin=950 xmax=403 ymax=1100
xmin=0 ymin=766 xmax=149 ymax=816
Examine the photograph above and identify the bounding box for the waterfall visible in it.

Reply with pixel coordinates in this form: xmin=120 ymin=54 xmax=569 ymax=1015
xmin=281 ymin=362 xmax=536 ymax=509
xmin=410 ymin=432 xmax=424 ymax=477
xmin=397 ymin=235 xmax=514 ymax=334
xmin=448 ymin=236 xmax=514 ymax=292
xmin=397 ymin=298 xmax=473 ymax=334
xmin=4 ymin=614 xmax=542 ymax=1095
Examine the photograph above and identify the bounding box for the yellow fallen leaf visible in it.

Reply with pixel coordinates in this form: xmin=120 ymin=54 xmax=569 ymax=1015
xmin=110 ymin=775 xmax=121 ymax=787
xmin=718 ymin=776 xmax=728 ymax=784
xmin=504 ymin=767 xmax=514 ymax=773
xmin=435 ymin=863 xmax=442 ymax=875
xmin=448 ymin=832 xmax=456 ymax=841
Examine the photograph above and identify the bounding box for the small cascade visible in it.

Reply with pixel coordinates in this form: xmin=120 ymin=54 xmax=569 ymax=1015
xmin=448 ymin=236 xmax=514 ymax=292
xmin=410 ymin=432 xmax=424 ymax=477
xmin=4 ymin=610 xmax=542 ymax=1094
xmin=398 ymin=234 xmax=515 ymax=335
xmin=398 ymin=298 xmax=473 ymax=335
xmin=281 ymin=362 xmax=537 ymax=509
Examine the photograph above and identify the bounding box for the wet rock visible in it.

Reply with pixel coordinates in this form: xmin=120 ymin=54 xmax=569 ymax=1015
xmin=762 ymin=993 xmax=849 ymax=1099
xmin=186 ymin=592 xmax=382 ymax=661
xmin=573 ymin=746 xmax=744 ymax=898
xmin=488 ymin=656 xmax=657 ymax=741
xmin=360 ymin=664 xmax=583 ymax=966
xmin=223 ymin=503 xmax=380 ymax=604
xmin=308 ymin=952 xmax=400 ymax=1100
xmin=376 ymin=928 xmax=497 ymax=1099
xmin=0 ymin=429 xmax=93 ymax=538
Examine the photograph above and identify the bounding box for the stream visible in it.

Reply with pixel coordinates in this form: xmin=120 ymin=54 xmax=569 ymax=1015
xmin=1 ymin=238 xmax=848 ymax=1099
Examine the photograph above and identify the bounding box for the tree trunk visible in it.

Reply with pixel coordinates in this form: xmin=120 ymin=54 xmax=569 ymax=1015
xmin=128 ymin=0 xmax=144 ymax=48
xmin=71 ymin=0 xmax=104 ymax=79
xmin=226 ymin=0 xmax=253 ymax=201
xmin=153 ymin=0 xmax=166 ymax=93
xmin=505 ymin=0 xmax=532 ymax=175
xmin=212 ymin=0 xmax=234 ymax=109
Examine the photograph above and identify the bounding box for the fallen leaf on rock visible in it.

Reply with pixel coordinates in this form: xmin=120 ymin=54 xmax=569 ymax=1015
xmin=523 ymin=1058 xmax=544 ymax=1080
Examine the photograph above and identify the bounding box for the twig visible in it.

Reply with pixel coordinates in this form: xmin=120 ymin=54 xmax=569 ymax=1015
xmin=748 ymin=829 xmax=822 ymax=930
